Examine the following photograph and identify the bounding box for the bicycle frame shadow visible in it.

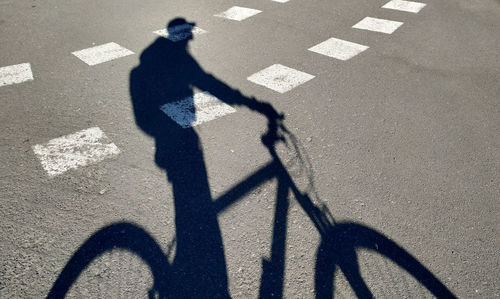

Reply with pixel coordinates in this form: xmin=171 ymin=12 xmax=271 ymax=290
xmin=47 ymin=18 xmax=456 ymax=299
xmin=211 ymin=134 xmax=457 ymax=298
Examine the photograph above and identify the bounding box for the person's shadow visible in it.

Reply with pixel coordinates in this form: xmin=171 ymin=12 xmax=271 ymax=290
xmin=129 ymin=18 xmax=280 ymax=298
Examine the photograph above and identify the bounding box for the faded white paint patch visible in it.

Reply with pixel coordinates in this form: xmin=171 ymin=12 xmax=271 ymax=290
xmin=160 ymin=92 xmax=236 ymax=128
xmin=153 ymin=25 xmax=207 ymax=42
xmin=214 ymin=6 xmax=262 ymax=21
xmin=382 ymin=0 xmax=426 ymax=13
xmin=308 ymin=38 xmax=369 ymax=61
xmin=247 ymin=64 xmax=315 ymax=93
xmin=272 ymin=0 xmax=290 ymax=3
xmin=352 ymin=17 xmax=403 ymax=34
xmin=72 ymin=42 xmax=134 ymax=66
xmin=0 ymin=63 xmax=33 ymax=87
xmin=32 ymin=127 xmax=120 ymax=177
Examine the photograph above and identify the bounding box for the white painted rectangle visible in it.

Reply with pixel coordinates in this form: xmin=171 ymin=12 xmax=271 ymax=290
xmin=272 ymin=0 xmax=290 ymax=3
xmin=214 ymin=6 xmax=262 ymax=21
xmin=308 ymin=38 xmax=369 ymax=61
xmin=153 ymin=25 xmax=207 ymax=42
xmin=0 ymin=63 xmax=34 ymax=87
xmin=352 ymin=17 xmax=403 ymax=34
xmin=32 ymin=127 xmax=120 ymax=176
xmin=382 ymin=0 xmax=426 ymax=13
xmin=247 ymin=64 xmax=315 ymax=93
xmin=72 ymin=42 xmax=134 ymax=66
xmin=160 ymin=92 xmax=236 ymax=128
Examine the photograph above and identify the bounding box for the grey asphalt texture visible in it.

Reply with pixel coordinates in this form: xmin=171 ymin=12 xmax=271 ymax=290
xmin=1 ymin=0 xmax=499 ymax=297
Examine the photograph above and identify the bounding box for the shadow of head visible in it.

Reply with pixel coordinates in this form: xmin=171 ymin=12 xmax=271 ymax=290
xmin=167 ymin=17 xmax=196 ymax=44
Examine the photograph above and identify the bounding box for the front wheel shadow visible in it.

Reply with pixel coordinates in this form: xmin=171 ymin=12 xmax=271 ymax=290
xmin=315 ymin=222 xmax=456 ymax=299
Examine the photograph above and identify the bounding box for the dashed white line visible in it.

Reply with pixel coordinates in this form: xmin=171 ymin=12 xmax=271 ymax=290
xmin=0 ymin=63 xmax=34 ymax=87
xmin=272 ymin=0 xmax=290 ymax=3
xmin=352 ymin=17 xmax=403 ymax=34
xmin=32 ymin=127 xmax=120 ymax=177
xmin=214 ymin=6 xmax=262 ymax=21
xmin=153 ymin=25 xmax=207 ymax=42
xmin=382 ymin=0 xmax=426 ymax=13
xmin=308 ymin=38 xmax=369 ymax=61
xmin=247 ymin=64 xmax=315 ymax=93
xmin=160 ymin=92 xmax=236 ymax=128
xmin=72 ymin=42 xmax=134 ymax=66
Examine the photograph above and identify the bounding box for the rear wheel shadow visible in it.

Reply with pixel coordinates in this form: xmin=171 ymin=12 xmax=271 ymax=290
xmin=47 ymin=222 xmax=171 ymax=299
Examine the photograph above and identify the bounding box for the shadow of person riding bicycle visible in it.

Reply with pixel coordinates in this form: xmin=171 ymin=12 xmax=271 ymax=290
xmin=47 ymin=18 xmax=456 ymax=299
xmin=128 ymin=18 xmax=281 ymax=298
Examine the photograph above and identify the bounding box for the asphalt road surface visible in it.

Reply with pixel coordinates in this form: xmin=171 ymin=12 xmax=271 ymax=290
xmin=1 ymin=0 xmax=499 ymax=298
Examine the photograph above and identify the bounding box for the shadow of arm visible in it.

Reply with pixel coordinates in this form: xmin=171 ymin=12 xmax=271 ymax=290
xmin=194 ymin=71 xmax=280 ymax=120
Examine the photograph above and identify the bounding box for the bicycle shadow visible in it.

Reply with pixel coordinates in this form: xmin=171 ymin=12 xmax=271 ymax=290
xmin=47 ymin=18 xmax=456 ymax=299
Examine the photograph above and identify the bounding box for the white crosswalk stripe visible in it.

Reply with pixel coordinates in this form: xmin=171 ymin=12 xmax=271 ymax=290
xmin=352 ymin=17 xmax=404 ymax=34
xmin=247 ymin=64 xmax=315 ymax=93
xmin=72 ymin=42 xmax=134 ymax=66
xmin=382 ymin=0 xmax=426 ymax=13
xmin=160 ymin=92 xmax=236 ymax=128
xmin=214 ymin=6 xmax=262 ymax=21
xmin=308 ymin=38 xmax=369 ymax=61
xmin=0 ymin=63 xmax=34 ymax=87
xmin=32 ymin=127 xmax=120 ymax=177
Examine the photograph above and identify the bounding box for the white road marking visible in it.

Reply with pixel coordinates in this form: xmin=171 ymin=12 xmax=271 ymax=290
xmin=72 ymin=42 xmax=134 ymax=66
xmin=214 ymin=6 xmax=262 ymax=21
xmin=247 ymin=64 xmax=315 ymax=93
xmin=160 ymin=92 xmax=236 ymax=128
xmin=352 ymin=17 xmax=403 ymax=34
xmin=0 ymin=63 xmax=34 ymax=87
xmin=308 ymin=38 xmax=369 ymax=61
xmin=382 ymin=0 xmax=426 ymax=13
xmin=272 ymin=0 xmax=290 ymax=3
xmin=32 ymin=127 xmax=120 ymax=177
xmin=153 ymin=25 xmax=207 ymax=42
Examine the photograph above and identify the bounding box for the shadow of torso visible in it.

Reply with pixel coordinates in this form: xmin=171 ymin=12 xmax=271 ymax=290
xmin=130 ymin=37 xmax=201 ymax=172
